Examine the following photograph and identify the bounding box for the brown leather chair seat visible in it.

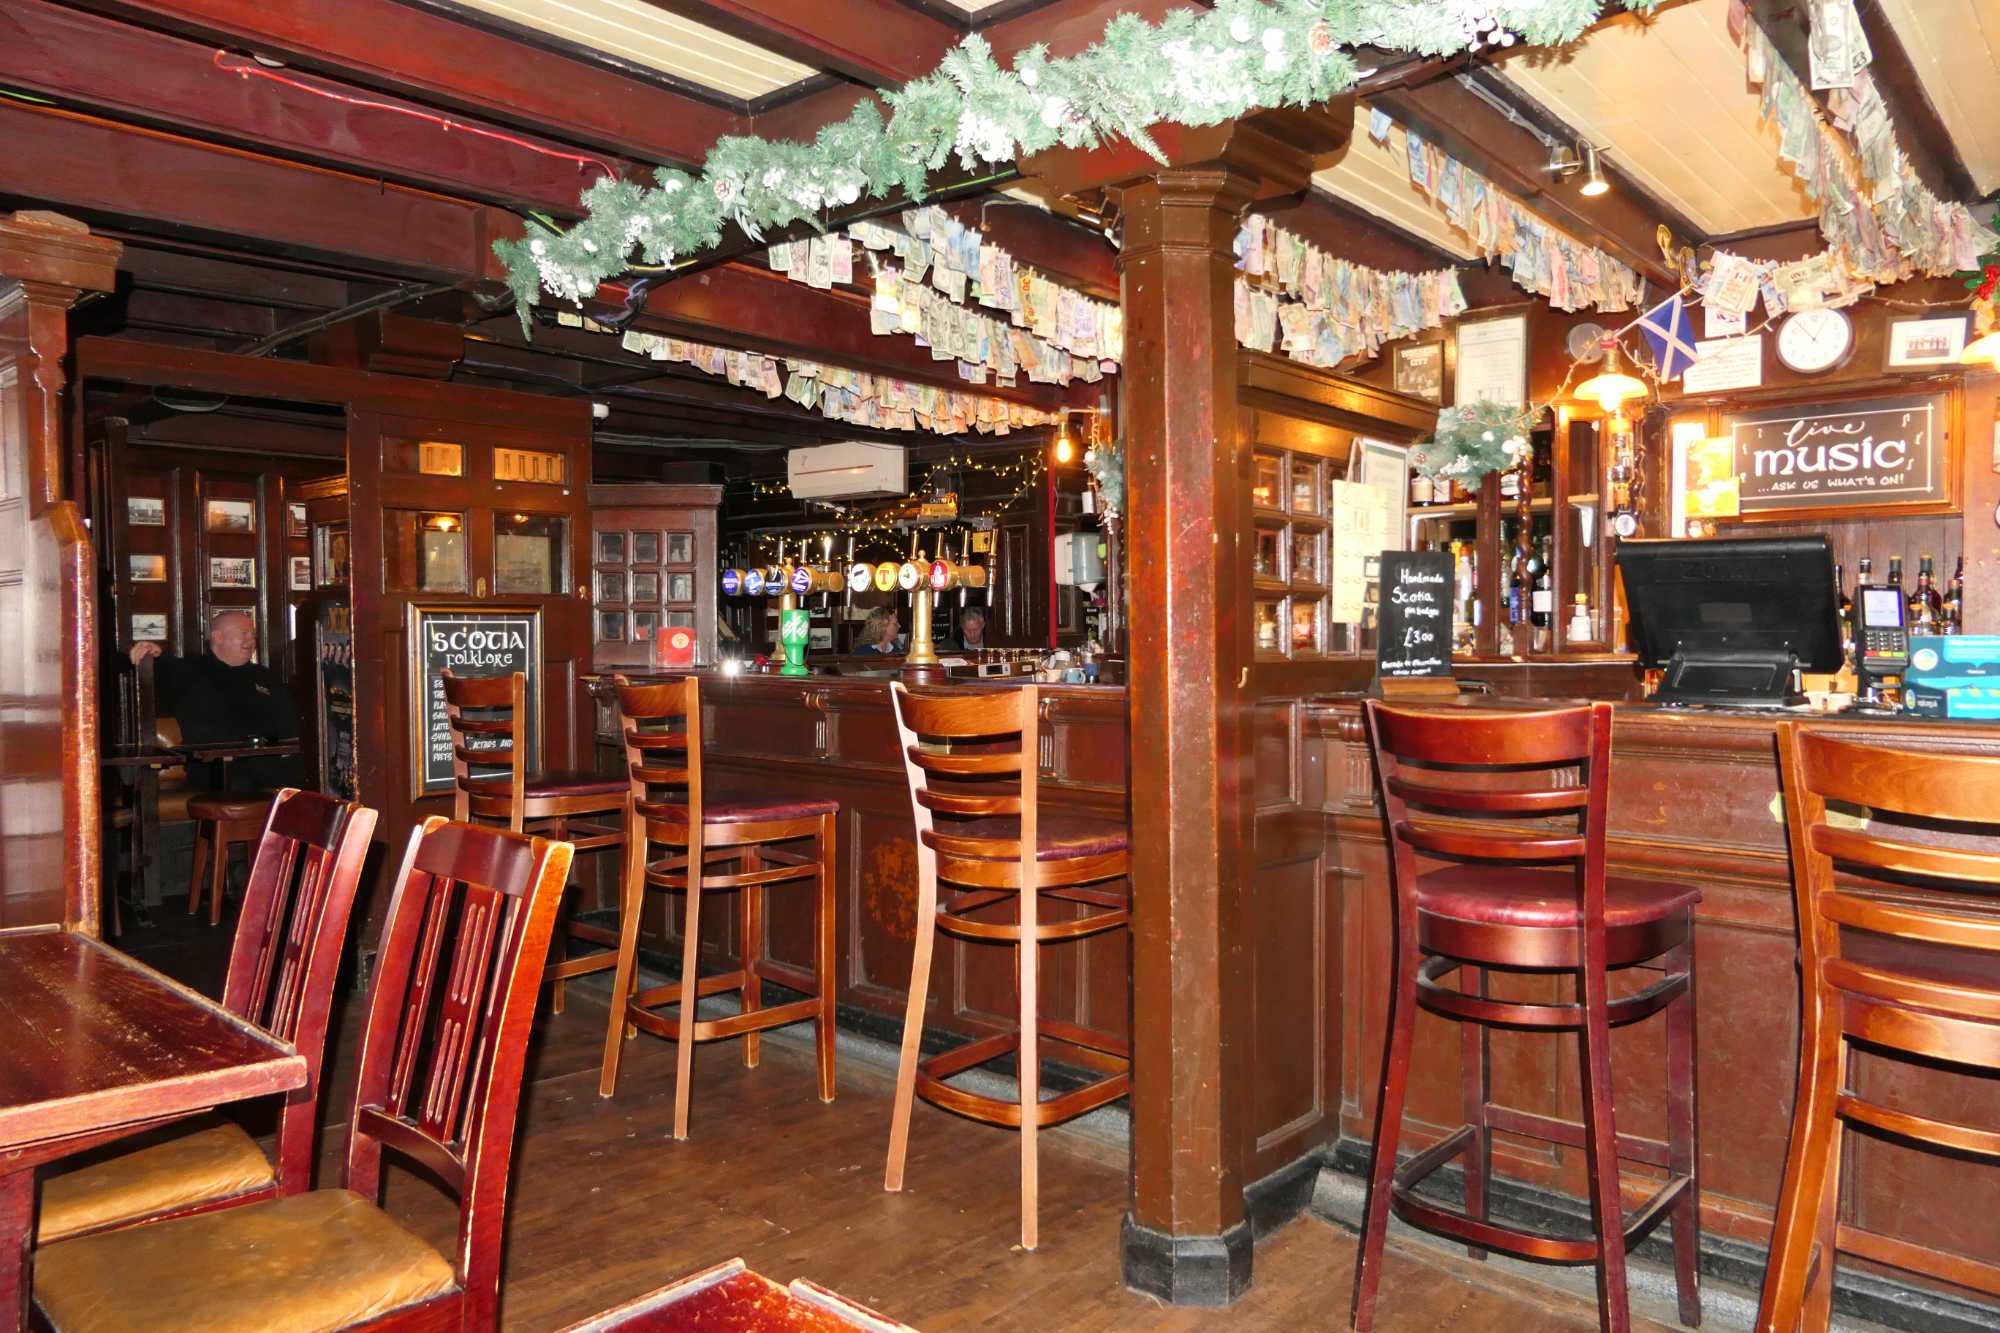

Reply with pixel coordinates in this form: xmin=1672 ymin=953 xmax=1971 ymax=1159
xmin=1416 ymin=864 xmax=1700 ymax=929
xmin=463 ymin=770 xmax=627 ymax=800
xmin=927 ymin=814 xmax=1129 ymax=860
xmin=186 ymin=791 xmax=277 ymax=823
xmin=34 ymin=1188 xmax=457 ymax=1332
xmin=36 ymin=1116 xmax=274 ymax=1244
xmin=635 ymin=790 xmax=839 ymax=824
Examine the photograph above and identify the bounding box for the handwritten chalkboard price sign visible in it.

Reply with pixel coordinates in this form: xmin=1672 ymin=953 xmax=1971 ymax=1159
xmin=408 ymin=604 xmax=543 ymax=794
xmin=1374 ymin=550 xmax=1458 ymax=699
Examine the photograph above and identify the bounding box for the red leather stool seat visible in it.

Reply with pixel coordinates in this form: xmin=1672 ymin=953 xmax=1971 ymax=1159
xmin=636 ymin=791 xmax=839 ymax=824
xmin=931 ymin=814 xmax=1129 ymax=861
xmin=464 ymin=771 xmax=627 ymax=800
xmin=1417 ymin=864 xmax=1700 ymax=929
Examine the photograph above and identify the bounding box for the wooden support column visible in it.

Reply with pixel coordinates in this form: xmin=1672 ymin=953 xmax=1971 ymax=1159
xmin=1116 ymin=165 xmax=1260 ymax=1304
xmin=1029 ymin=103 xmax=1349 ymax=1306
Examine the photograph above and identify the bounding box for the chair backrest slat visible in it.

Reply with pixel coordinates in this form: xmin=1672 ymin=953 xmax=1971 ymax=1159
xmin=1365 ymin=700 xmax=1612 ymax=931
xmin=344 ymin=816 xmax=573 ymax=1326
xmin=614 ymin=675 xmax=701 ymax=822
xmin=1779 ymin=725 xmax=2000 ymax=1024
xmin=891 ymin=683 xmax=1037 ymax=889
xmin=219 ymin=787 xmax=376 ymax=1194
xmin=442 ymin=669 xmax=528 ymax=829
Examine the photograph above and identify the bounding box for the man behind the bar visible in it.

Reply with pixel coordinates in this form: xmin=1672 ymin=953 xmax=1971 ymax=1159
xmin=131 ymin=611 xmax=303 ymax=791
xmin=951 ymin=605 xmax=989 ymax=652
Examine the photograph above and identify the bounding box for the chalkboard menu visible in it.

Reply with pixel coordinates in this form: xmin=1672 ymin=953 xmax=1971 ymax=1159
xmin=1728 ymin=392 xmax=1951 ymax=517
xmin=409 ymin=604 xmax=542 ymax=795
xmin=1375 ymin=550 xmax=1455 ymax=685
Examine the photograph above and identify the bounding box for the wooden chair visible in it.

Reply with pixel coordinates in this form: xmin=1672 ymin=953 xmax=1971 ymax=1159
xmin=443 ymin=668 xmax=627 ymax=1013
xmin=36 ymin=788 xmax=376 ymax=1244
xmin=34 ymin=817 xmax=575 ymax=1331
xmin=599 ymin=674 xmax=837 ymax=1140
xmin=1760 ymin=726 xmax=2000 ymax=1330
xmin=187 ymin=787 xmax=278 ymax=925
xmin=1355 ymin=701 xmax=1701 ymax=1333
xmin=883 ymin=682 xmax=1131 ymax=1252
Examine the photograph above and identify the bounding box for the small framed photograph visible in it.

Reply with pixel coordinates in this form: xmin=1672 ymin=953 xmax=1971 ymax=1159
xmin=597 ymin=610 xmax=626 ymax=642
xmin=1885 ymin=312 xmax=1972 ymax=369
xmin=666 ymin=532 xmax=694 ymax=565
xmin=597 ymin=570 xmax=626 ymax=603
xmin=1393 ymin=341 xmax=1445 ymax=403
xmin=668 ymin=572 xmax=695 ymax=603
xmin=288 ymin=503 xmax=309 ymax=538
xmin=631 ymin=571 xmax=661 ymax=602
xmin=129 ymin=554 xmax=168 ymax=583
xmin=131 ymin=613 xmax=168 ymax=642
xmin=204 ymin=498 xmax=256 ymax=535
xmin=290 ymin=555 xmax=313 ymax=591
xmin=665 ymin=609 xmax=694 ymax=629
xmin=209 ymin=556 xmax=256 ymax=588
xmin=631 ymin=531 xmax=661 ymax=565
xmin=631 ymin=610 xmax=658 ymax=641
xmin=596 ymin=531 xmax=627 ymax=565
xmin=127 ymin=496 xmax=166 ymax=527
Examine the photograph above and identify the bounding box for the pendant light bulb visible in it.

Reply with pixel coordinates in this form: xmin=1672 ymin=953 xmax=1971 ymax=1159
xmin=1579 ymin=143 xmax=1609 ymax=198
xmin=1576 ymin=341 xmax=1644 ymax=414
xmin=1053 ymin=423 xmax=1076 ymax=464
xmin=1961 ymin=328 xmax=2000 ymax=366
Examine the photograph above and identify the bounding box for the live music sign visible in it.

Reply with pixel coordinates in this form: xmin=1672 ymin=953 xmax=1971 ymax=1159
xmin=1727 ymin=392 xmax=1951 ymax=517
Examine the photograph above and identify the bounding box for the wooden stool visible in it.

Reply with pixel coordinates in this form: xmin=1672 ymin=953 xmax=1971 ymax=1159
xmin=1355 ymin=701 xmax=1701 ymax=1333
xmin=186 ymin=791 xmax=276 ymax=926
xmin=884 ymin=682 xmax=1130 ymax=1252
xmin=443 ymin=669 xmax=628 ymax=1014
xmin=599 ymin=674 xmax=838 ymax=1140
xmin=1761 ymin=726 xmax=2000 ymax=1329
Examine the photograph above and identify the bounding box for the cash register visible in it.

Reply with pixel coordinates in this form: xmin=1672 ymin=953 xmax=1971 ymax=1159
xmin=1617 ymin=536 xmax=1844 ymax=709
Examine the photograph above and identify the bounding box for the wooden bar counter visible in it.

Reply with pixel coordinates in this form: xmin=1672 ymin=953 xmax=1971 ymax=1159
xmin=1313 ymin=695 xmax=2000 ymax=1319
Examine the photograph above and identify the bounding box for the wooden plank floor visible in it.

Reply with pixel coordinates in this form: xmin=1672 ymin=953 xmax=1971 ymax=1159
xmin=113 ymin=912 xmax=1669 ymax=1331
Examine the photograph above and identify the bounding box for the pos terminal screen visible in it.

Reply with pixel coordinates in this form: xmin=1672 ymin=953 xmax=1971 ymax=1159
xmin=1861 ymin=588 xmax=1904 ymax=627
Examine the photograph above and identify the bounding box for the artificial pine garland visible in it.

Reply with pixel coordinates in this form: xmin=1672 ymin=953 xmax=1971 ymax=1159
xmin=497 ymin=1 xmax=1661 ymax=326
xmin=1408 ymin=400 xmax=1540 ymax=487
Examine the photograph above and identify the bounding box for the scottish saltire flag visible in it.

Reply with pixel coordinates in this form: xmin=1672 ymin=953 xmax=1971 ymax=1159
xmin=1637 ymin=292 xmax=1699 ymax=382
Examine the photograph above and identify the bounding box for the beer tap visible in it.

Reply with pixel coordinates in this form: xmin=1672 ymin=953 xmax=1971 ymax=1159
xmin=899 ymin=530 xmax=947 ymax=680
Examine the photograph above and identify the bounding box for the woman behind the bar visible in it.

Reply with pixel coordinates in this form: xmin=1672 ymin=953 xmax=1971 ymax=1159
xmin=855 ymin=605 xmax=903 ymax=654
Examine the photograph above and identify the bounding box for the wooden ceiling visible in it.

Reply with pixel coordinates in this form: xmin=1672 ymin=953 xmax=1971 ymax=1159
xmin=1877 ymin=0 xmax=2000 ymax=196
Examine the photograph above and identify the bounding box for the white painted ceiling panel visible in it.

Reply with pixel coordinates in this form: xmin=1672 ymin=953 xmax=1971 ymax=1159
xmin=443 ymin=0 xmax=818 ymax=100
xmin=1496 ymin=3 xmax=1813 ymax=236
xmin=1311 ymin=103 xmax=1481 ymax=261
xmin=1877 ymin=0 xmax=2000 ymax=195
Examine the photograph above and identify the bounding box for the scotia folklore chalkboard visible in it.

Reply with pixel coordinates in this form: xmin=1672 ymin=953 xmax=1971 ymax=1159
xmin=408 ymin=604 xmax=543 ymax=794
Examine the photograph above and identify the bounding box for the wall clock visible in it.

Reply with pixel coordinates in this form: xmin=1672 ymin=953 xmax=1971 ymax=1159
xmin=1775 ymin=307 xmax=1854 ymax=375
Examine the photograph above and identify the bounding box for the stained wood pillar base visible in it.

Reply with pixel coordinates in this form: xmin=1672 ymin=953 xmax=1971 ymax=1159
xmin=1120 ymin=1213 xmax=1252 ymax=1307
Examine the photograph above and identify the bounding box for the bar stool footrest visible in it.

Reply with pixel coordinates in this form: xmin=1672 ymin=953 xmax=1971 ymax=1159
xmin=913 ymin=1030 xmax=1130 ymax=1129
xmin=1389 ymin=1125 xmax=1693 ymax=1265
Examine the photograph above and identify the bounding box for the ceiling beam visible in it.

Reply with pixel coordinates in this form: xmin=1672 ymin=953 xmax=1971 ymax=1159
xmin=646 ymin=0 xmax=961 ymax=87
xmin=1370 ymin=76 xmax=1679 ymax=287
xmin=56 ymin=0 xmax=745 ymax=166
xmin=0 ymin=1 xmax=632 ymax=218
xmin=0 ymin=102 xmax=519 ymax=280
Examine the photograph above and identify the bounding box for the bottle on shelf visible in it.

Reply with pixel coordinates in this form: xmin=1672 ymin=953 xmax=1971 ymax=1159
xmin=1568 ymin=593 xmax=1594 ymax=645
xmin=1945 ymin=556 xmax=1965 ymax=634
xmin=1530 ymin=536 xmax=1553 ymax=651
xmin=1410 ymin=469 xmax=1434 ymax=508
xmin=1834 ymin=562 xmax=1852 ymax=663
xmin=1910 ymin=555 xmax=1943 ymax=634
xmin=1887 ymin=554 xmax=1905 ymax=606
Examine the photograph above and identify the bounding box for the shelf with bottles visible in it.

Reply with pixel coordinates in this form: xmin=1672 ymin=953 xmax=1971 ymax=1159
xmin=1408 ymin=410 xmax=1622 ymax=659
xmin=1251 ymin=444 xmax=1343 ymax=659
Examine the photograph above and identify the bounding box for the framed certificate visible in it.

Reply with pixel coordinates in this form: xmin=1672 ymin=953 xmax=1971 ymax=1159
xmin=1452 ymin=315 xmax=1527 ymax=409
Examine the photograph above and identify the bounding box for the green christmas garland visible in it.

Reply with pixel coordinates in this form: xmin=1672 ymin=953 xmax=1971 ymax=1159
xmin=1408 ymin=399 xmax=1540 ymax=487
xmin=497 ymin=0 xmax=1660 ymax=325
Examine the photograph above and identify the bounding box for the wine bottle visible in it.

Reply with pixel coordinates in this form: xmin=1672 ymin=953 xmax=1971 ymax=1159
xmin=1887 ymin=555 xmax=1905 ymax=605
xmin=1530 ymin=536 xmax=1553 ymax=631
xmin=1945 ymin=556 xmax=1965 ymax=634
xmin=1410 ymin=469 xmax=1434 ymax=507
xmin=1908 ymin=555 xmax=1939 ymax=635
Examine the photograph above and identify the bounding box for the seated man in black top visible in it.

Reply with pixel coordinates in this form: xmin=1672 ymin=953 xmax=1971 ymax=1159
xmin=950 ymin=605 xmax=990 ymax=653
xmin=131 ymin=611 xmax=304 ymax=792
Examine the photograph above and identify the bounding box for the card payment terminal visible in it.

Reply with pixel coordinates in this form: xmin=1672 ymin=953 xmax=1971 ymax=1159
xmin=1853 ymin=583 xmax=1909 ymax=703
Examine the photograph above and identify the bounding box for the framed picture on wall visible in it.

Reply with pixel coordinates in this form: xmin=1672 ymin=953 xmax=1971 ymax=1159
xmin=290 ymin=556 xmax=313 ymax=591
xmin=127 ymin=496 xmax=166 ymax=526
xmin=1885 ymin=312 xmax=1972 ymax=369
xmin=131 ymin=613 xmax=168 ymax=642
xmin=1392 ymin=341 xmax=1444 ymax=403
xmin=288 ymin=503 xmax=309 ymax=538
xmin=210 ymin=557 xmax=256 ymax=588
xmin=129 ymin=554 xmax=167 ymax=583
xmin=204 ymin=498 xmax=256 ymax=534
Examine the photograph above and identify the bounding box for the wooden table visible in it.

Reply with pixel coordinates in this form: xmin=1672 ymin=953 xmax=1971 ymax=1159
xmin=0 ymin=927 xmax=306 ymax=1331
xmin=558 ymin=1259 xmax=917 ymax=1332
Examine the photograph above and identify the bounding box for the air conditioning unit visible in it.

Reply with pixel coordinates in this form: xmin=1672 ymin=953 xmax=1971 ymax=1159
xmin=786 ymin=442 xmax=908 ymax=500
xmin=1054 ymin=532 xmax=1106 ymax=587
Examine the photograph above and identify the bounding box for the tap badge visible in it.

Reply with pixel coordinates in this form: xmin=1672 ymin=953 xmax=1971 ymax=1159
xmin=873 ymin=561 xmax=899 ymax=592
xmin=847 ymin=562 xmax=872 ymax=593
xmin=721 ymin=569 xmax=741 ymax=596
xmin=744 ymin=569 xmax=764 ymax=595
xmin=929 ymin=560 xmax=951 ymax=591
xmin=789 ymin=566 xmax=813 ymax=595
xmin=897 ymin=562 xmax=922 ymax=591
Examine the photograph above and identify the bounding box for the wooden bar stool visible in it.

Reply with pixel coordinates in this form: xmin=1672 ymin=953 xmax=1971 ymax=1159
xmin=443 ymin=669 xmax=628 ymax=1013
xmin=186 ymin=790 xmax=276 ymax=925
xmin=884 ymin=682 xmax=1131 ymax=1252
xmin=1762 ymin=726 xmax=2000 ymax=1330
xmin=38 ymin=788 xmax=376 ymax=1243
xmin=600 ymin=674 xmax=838 ymax=1140
xmin=1355 ymin=701 xmax=1701 ymax=1333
